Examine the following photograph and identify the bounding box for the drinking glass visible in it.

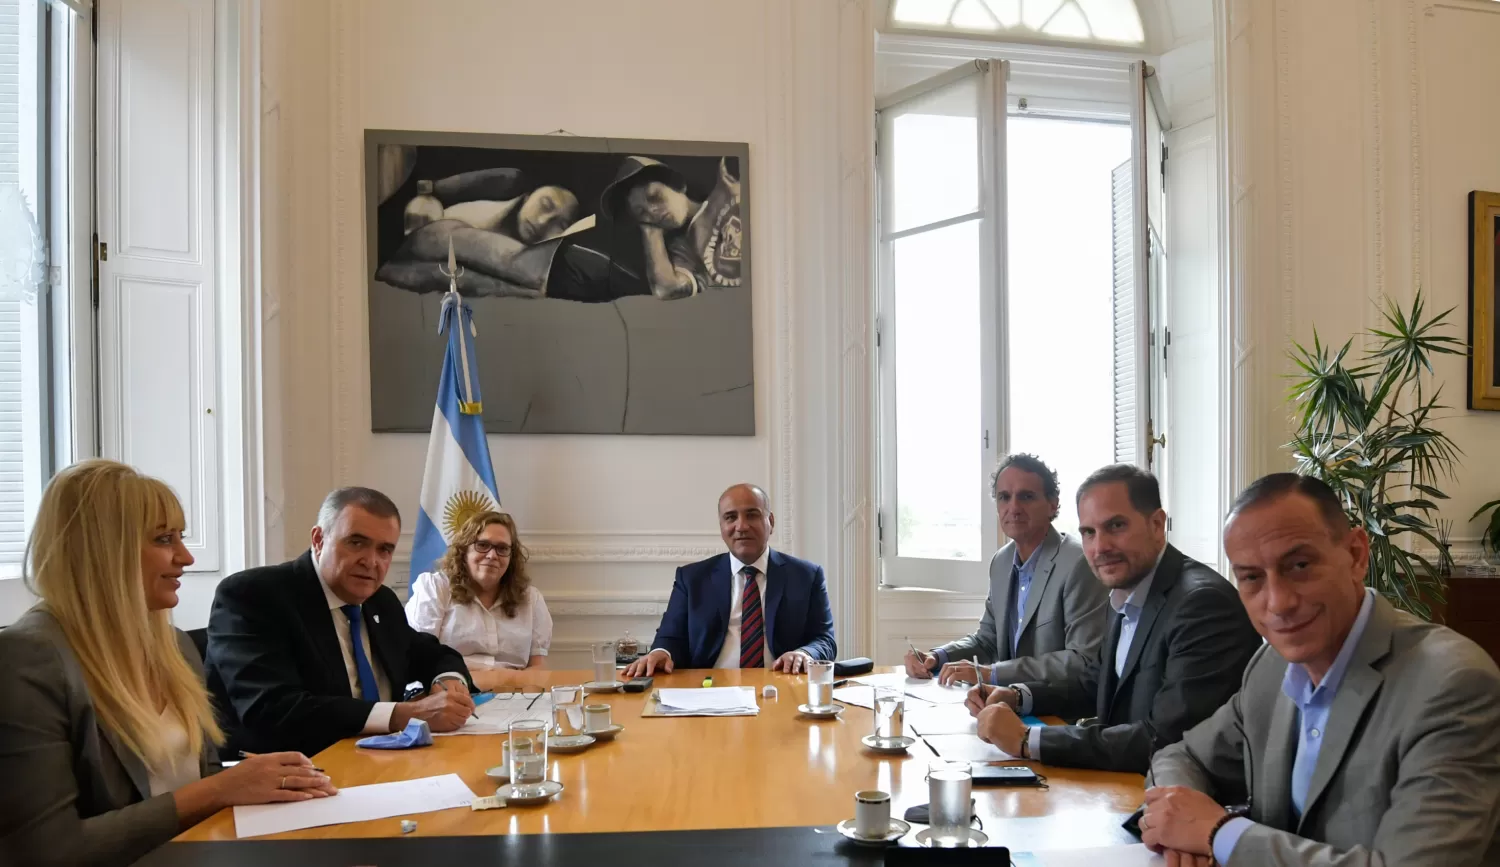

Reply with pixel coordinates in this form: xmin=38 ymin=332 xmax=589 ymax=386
xmin=592 ymin=641 xmax=617 ymax=685
xmin=873 ymin=686 xmax=904 ymax=740
xmin=927 ymin=760 xmax=973 ymax=846
xmin=551 ymin=685 xmax=584 ymax=736
xmin=807 ymin=660 xmax=835 ymax=709
xmin=508 ymin=719 xmax=549 ymax=797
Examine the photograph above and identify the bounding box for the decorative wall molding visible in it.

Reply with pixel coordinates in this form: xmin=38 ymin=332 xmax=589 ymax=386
xmin=1406 ymin=0 xmax=1424 ymax=295
xmin=1366 ymin=0 xmax=1385 ymax=309
xmin=329 ymin=0 xmax=361 ymax=486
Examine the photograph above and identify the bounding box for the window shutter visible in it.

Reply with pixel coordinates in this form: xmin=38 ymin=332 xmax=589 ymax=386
xmin=1111 ymin=159 xmax=1138 ymax=466
xmin=0 ymin=4 xmax=27 ymax=563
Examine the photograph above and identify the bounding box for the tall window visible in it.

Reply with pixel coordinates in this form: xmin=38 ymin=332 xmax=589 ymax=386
xmin=889 ymin=0 xmax=1145 ymax=46
xmin=877 ymin=60 xmax=1162 ymax=592
xmin=0 ymin=0 xmax=77 ymax=575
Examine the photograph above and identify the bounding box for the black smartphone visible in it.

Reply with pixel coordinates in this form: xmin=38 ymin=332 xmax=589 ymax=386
xmin=885 ymin=846 xmax=1010 ymax=865
xmin=622 ymin=676 xmax=654 ymax=693
xmin=969 ymin=764 xmax=1044 ymax=787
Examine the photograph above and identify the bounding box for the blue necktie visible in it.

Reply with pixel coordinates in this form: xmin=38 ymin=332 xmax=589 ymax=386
xmin=341 ymin=604 xmax=381 ymax=702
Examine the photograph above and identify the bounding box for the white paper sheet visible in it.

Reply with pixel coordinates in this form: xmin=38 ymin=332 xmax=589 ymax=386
xmin=233 ymin=773 xmax=477 ymax=838
xmin=832 ymin=684 xmax=935 ymax=712
xmin=433 ymin=694 xmax=553 ymax=736
xmin=906 ymin=702 xmax=979 ymax=736
xmin=900 ymin=679 xmax=972 ymax=705
xmin=655 ymin=686 xmax=759 ymax=715
xmin=1011 ymin=845 xmax=1165 ymax=867
xmin=920 ymin=733 xmax=1017 ymax=762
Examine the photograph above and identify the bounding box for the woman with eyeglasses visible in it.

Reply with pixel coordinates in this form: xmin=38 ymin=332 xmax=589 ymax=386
xmin=405 ymin=510 xmax=552 ymax=691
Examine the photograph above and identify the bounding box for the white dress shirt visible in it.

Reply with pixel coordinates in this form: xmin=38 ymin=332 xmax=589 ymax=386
xmin=712 ymin=549 xmax=772 ymax=669
xmin=145 ymin=708 xmax=202 ymax=797
xmin=405 ymin=571 xmax=553 ymax=670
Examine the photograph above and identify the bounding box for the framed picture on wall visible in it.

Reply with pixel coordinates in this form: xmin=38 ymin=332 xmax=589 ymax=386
xmin=365 ymin=130 xmax=754 ymax=435
xmin=1471 ymin=191 xmax=1500 ymax=411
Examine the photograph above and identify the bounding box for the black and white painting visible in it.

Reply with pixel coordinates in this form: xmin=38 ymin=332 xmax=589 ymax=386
xmin=366 ymin=130 xmax=754 ymax=434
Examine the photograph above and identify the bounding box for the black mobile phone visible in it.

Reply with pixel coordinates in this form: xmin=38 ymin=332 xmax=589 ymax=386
xmin=622 ymin=676 xmax=654 ymax=693
xmin=885 ymin=846 xmax=1010 ymax=865
xmin=969 ymin=764 xmax=1044 ymax=787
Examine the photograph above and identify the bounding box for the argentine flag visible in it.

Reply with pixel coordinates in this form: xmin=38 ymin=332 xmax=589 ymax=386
xmin=411 ymin=271 xmax=501 ymax=583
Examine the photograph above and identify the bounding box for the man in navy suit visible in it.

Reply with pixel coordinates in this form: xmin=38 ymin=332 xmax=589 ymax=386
xmin=624 ymin=484 xmax=837 ymax=676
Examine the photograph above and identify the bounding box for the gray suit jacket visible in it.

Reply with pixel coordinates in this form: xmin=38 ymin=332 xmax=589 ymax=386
xmin=0 ymin=607 xmax=217 ymax=867
xmin=1149 ymin=595 xmax=1500 ymax=866
xmin=934 ymin=527 xmax=1109 ymax=684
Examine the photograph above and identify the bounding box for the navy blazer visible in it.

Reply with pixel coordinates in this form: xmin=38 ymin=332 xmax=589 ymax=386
xmin=650 ymin=549 xmax=837 ymax=668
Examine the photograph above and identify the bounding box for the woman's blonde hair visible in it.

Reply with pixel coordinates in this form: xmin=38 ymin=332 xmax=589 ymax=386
xmin=438 ymin=510 xmax=531 ymax=617
xmin=25 ymin=459 xmax=222 ymax=767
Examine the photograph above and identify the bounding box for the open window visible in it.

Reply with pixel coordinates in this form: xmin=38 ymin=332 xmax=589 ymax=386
xmin=876 ymin=58 xmax=1165 ymax=593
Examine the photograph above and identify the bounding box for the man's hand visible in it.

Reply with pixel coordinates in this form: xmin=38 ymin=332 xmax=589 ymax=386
xmin=938 ymin=659 xmax=989 ymax=687
xmin=772 ymin=650 xmax=813 ymax=674
xmin=966 ymin=683 xmax=1017 ymax=717
xmin=1163 ymin=852 xmax=1213 ymax=867
xmin=904 ymin=649 xmax=937 ymax=679
xmin=392 ymin=686 xmax=474 ymax=733
xmin=1140 ymin=786 xmax=1226 ymax=858
xmin=433 ymin=677 xmax=470 ymax=699
xmin=975 ymin=702 xmax=1028 ymax=756
xmin=623 ymin=648 xmax=673 ymax=678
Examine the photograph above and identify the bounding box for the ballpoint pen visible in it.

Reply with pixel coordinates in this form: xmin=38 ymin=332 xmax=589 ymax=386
xmin=238 ymin=751 xmax=324 ymax=773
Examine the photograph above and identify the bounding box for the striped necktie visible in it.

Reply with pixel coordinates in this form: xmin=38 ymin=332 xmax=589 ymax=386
xmin=738 ymin=566 xmax=764 ymax=669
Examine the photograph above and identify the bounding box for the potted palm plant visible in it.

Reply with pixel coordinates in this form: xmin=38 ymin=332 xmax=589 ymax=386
xmin=1286 ymin=291 xmax=1465 ymax=620
xmin=1474 ymin=499 xmax=1500 ymax=564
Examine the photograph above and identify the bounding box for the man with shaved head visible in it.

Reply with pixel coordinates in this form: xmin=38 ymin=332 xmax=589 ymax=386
xmin=624 ymin=484 xmax=836 ymax=676
xmin=1142 ymin=473 xmax=1500 ymax=866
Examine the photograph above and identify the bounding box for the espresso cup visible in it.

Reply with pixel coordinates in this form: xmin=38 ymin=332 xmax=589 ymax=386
xmin=584 ymin=704 xmax=612 ymax=733
xmin=854 ymin=789 xmax=891 ymax=838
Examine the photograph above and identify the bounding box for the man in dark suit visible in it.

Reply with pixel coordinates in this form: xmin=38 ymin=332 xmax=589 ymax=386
xmin=623 ymin=484 xmax=836 ymax=676
xmin=969 ymin=464 xmax=1261 ymax=774
xmin=207 ymin=488 xmax=475 ymax=757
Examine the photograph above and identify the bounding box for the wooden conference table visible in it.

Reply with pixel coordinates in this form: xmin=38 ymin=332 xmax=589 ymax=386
xmin=170 ymin=668 xmax=1145 ymax=860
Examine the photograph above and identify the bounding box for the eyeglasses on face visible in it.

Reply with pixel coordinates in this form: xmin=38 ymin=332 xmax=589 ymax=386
xmin=471 ymin=540 xmax=513 ymax=557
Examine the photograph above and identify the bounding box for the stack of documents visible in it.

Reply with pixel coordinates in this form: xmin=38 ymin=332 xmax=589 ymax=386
xmin=434 ymin=693 xmax=552 ymax=736
xmin=655 ymin=687 xmax=759 ymax=716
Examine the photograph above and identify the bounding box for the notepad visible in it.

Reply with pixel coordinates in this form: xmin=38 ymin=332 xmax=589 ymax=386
xmin=232 ymin=773 xmax=477 ymax=838
xmin=654 ymin=686 xmax=759 ymax=716
xmin=433 ymin=694 xmax=553 ymax=736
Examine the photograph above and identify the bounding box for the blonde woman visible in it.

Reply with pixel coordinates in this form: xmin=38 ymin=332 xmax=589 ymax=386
xmin=0 ymin=460 xmax=338 ymax=867
xmin=407 ymin=510 xmax=552 ymax=691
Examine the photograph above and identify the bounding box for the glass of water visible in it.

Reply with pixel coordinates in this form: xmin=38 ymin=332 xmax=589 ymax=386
xmin=551 ymin=685 xmax=584 ymax=736
xmin=592 ymin=641 xmax=617 ymax=685
xmin=508 ymin=719 xmax=549 ymax=797
xmin=873 ymin=686 xmax=904 ymax=741
xmin=807 ymin=660 xmax=835 ymax=709
xmin=927 ymin=760 xmax=974 ymax=846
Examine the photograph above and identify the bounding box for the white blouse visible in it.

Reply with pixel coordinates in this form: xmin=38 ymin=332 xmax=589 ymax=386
xmin=405 ymin=571 xmax=552 ymax=670
xmin=146 ymin=708 xmax=201 ymax=797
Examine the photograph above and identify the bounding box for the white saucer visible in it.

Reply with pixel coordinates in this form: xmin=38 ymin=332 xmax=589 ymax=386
xmin=914 ymin=827 xmax=989 ymax=848
xmin=798 ymin=703 xmax=843 ymax=718
xmin=586 ymin=723 xmax=624 ymax=741
xmin=504 ymin=779 xmax=564 ymax=805
xmin=484 ymin=764 xmax=509 ymax=783
xmin=861 ymin=734 xmax=916 ymax=754
xmin=549 ymin=734 xmax=596 ymax=753
xmin=583 ymin=680 xmax=625 ymax=693
xmin=836 ymin=817 xmax=911 ymax=845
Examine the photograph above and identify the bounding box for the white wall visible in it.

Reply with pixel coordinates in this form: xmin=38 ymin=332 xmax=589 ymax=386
xmin=259 ymin=0 xmax=875 ymax=665
xmin=1225 ymin=0 xmax=1500 ymax=561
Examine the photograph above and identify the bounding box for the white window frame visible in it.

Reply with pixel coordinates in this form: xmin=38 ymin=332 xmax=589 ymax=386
xmin=875 ymin=51 xmax=1164 ymax=594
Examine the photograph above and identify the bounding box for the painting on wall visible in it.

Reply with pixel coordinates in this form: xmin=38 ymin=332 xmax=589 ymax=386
xmin=365 ymin=130 xmax=754 ymax=434
xmin=1470 ymin=191 xmax=1500 ymax=411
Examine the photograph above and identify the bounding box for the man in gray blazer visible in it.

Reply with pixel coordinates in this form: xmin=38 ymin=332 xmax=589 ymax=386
xmin=905 ymin=453 xmax=1108 ymax=686
xmin=1143 ymin=474 xmax=1500 ymax=866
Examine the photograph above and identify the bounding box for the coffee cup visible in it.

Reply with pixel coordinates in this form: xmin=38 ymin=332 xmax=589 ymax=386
xmin=854 ymin=789 xmax=891 ymax=838
xmin=584 ymin=704 xmax=612 ymax=733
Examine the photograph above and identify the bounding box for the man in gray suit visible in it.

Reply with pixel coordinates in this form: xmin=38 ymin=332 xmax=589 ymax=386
xmin=1143 ymin=473 xmax=1500 ymax=866
xmin=905 ymin=453 xmax=1108 ymax=687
